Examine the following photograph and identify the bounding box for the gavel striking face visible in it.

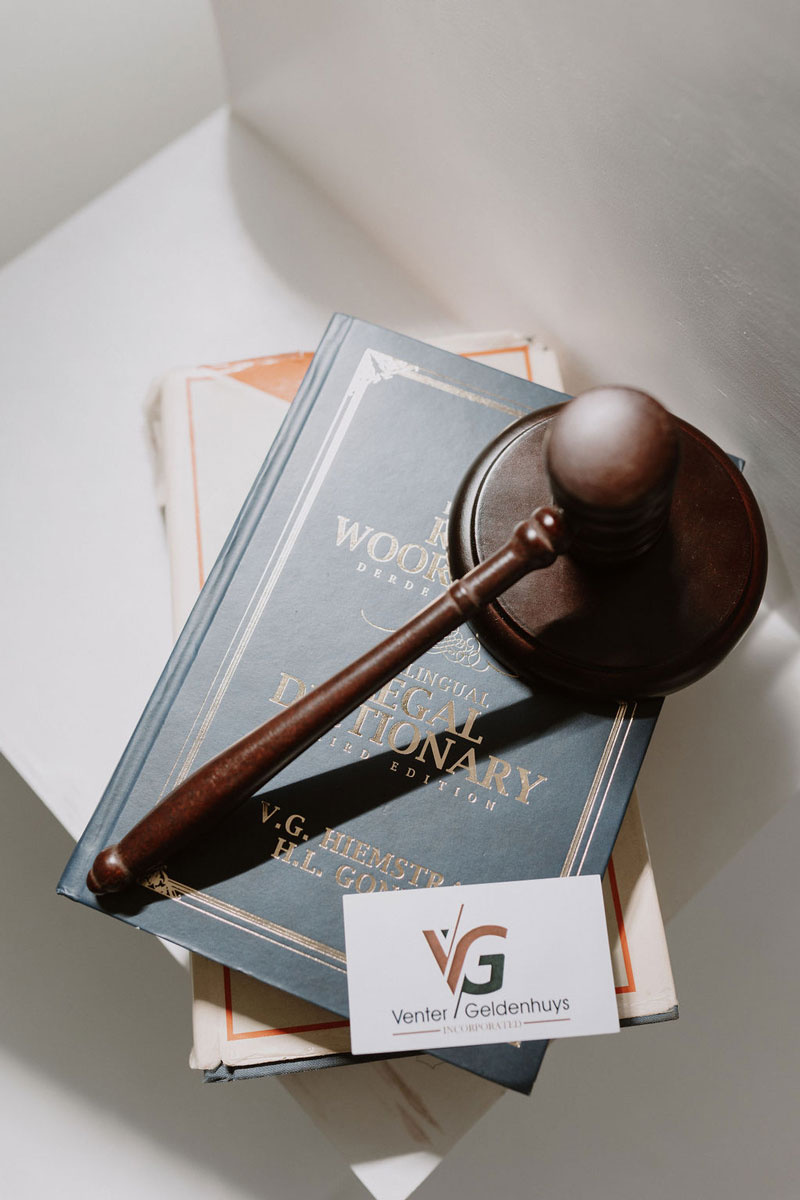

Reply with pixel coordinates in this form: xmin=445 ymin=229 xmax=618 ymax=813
xmin=87 ymin=387 xmax=767 ymax=895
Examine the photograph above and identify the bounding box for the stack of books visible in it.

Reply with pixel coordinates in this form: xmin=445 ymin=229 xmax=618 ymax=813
xmin=60 ymin=318 xmax=677 ymax=1199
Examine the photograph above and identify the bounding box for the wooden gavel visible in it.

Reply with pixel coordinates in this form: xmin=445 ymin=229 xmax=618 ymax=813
xmin=87 ymin=387 xmax=766 ymax=895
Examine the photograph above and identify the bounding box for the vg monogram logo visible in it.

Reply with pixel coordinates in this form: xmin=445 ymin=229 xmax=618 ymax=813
xmin=423 ymin=903 xmax=507 ymax=1017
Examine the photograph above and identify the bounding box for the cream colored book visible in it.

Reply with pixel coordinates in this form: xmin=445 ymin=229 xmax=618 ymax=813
xmin=148 ymin=331 xmax=677 ymax=1200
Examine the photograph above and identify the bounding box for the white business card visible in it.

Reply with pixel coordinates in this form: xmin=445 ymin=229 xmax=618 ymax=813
xmin=343 ymin=876 xmax=619 ymax=1054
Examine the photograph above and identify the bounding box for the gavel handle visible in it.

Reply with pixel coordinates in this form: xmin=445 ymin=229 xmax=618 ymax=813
xmin=86 ymin=507 xmax=566 ymax=894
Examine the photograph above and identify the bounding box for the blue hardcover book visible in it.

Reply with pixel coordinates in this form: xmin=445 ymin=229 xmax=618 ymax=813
xmin=59 ymin=315 xmax=661 ymax=1093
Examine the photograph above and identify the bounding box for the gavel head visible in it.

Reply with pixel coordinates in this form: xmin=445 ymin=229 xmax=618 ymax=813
xmin=546 ymin=387 xmax=680 ymax=565
xmin=449 ymin=386 xmax=767 ymax=698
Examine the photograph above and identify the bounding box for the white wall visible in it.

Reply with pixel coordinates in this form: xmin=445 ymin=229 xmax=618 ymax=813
xmin=0 ymin=0 xmax=224 ymax=265
xmin=215 ymin=0 xmax=800 ymax=606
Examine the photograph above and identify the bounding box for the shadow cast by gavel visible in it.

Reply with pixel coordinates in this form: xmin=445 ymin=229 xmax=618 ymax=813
xmin=98 ymin=690 xmax=599 ymax=918
xmin=515 ymin=529 xmax=687 ymax=676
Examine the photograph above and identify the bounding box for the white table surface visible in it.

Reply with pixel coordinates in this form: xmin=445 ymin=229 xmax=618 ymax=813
xmin=2 ymin=110 xmax=800 ymax=1200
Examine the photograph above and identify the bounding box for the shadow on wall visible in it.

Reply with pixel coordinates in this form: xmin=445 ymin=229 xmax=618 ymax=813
xmin=0 ymin=754 xmax=361 ymax=1200
xmin=225 ymin=113 xmax=457 ymax=340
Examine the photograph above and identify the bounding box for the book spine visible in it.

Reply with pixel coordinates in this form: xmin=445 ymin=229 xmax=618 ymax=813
xmin=57 ymin=315 xmax=354 ymax=897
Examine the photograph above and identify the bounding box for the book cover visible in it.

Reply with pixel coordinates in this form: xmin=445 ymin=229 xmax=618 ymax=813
xmin=146 ymin=338 xmax=675 ymax=1083
xmin=59 ymin=315 xmax=662 ymax=1093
